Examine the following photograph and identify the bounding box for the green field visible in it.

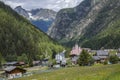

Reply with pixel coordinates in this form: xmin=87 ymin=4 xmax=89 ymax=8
xmin=14 ymin=64 xmax=120 ymax=80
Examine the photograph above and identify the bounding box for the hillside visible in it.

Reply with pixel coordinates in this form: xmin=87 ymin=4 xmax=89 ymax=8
xmin=0 ymin=1 xmax=64 ymax=62
xmin=48 ymin=0 xmax=120 ymax=49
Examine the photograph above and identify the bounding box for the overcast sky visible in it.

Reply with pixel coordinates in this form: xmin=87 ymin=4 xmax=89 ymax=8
xmin=0 ymin=0 xmax=83 ymax=11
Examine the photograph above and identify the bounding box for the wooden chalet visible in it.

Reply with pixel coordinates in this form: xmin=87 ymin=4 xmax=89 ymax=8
xmin=4 ymin=66 xmax=26 ymax=79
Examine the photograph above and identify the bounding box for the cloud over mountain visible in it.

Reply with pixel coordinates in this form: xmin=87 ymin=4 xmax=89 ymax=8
xmin=0 ymin=0 xmax=83 ymax=11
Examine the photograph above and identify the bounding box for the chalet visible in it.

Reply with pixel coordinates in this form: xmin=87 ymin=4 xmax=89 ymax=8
xmin=70 ymin=44 xmax=82 ymax=64
xmin=55 ymin=50 xmax=66 ymax=66
xmin=93 ymin=50 xmax=109 ymax=63
xmin=4 ymin=66 xmax=26 ymax=79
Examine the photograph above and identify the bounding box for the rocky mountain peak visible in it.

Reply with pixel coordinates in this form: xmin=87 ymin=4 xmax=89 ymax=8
xmin=14 ymin=6 xmax=57 ymax=32
xmin=47 ymin=0 xmax=113 ymax=48
xmin=14 ymin=6 xmax=29 ymax=19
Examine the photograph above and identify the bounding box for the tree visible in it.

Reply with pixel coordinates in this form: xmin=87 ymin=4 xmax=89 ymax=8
xmin=27 ymin=53 xmax=33 ymax=67
xmin=78 ymin=50 xmax=94 ymax=66
xmin=0 ymin=53 xmax=2 ymax=68
xmin=109 ymin=55 xmax=119 ymax=64
xmin=0 ymin=53 xmax=6 ymax=68
xmin=52 ymin=50 xmax=57 ymax=59
xmin=17 ymin=54 xmax=28 ymax=63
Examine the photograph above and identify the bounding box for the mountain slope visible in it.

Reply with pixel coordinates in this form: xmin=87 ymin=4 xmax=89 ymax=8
xmin=0 ymin=1 xmax=64 ymax=61
xmin=48 ymin=0 xmax=106 ymax=45
xmin=48 ymin=0 xmax=120 ymax=49
xmin=14 ymin=7 xmax=56 ymax=32
xmin=14 ymin=6 xmax=29 ymax=19
xmin=81 ymin=0 xmax=120 ymax=49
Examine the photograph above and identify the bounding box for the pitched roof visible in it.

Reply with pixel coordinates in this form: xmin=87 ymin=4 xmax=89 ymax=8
xmin=4 ymin=61 xmax=18 ymax=65
xmin=93 ymin=56 xmax=108 ymax=60
xmin=4 ymin=66 xmax=16 ymax=72
xmin=96 ymin=50 xmax=109 ymax=56
xmin=93 ymin=56 xmax=100 ymax=60
xmin=4 ymin=66 xmax=26 ymax=72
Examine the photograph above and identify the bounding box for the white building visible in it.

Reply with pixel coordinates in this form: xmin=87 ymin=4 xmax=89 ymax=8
xmin=55 ymin=50 xmax=66 ymax=65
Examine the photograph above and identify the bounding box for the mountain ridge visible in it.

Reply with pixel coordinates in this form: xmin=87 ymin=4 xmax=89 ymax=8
xmin=14 ymin=6 xmax=57 ymax=32
xmin=48 ymin=0 xmax=120 ymax=49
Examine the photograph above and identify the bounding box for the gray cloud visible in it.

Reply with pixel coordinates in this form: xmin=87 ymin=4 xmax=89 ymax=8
xmin=0 ymin=0 xmax=83 ymax=11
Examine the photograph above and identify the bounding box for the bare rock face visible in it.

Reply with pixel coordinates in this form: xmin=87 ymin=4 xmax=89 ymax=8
xmin=14 ymin=6 xmax=29 ymax=19
xmin=48 ymin=0 xmax=107 ymax=41
xmin=14 ymin=6 xmax=57 ymax=32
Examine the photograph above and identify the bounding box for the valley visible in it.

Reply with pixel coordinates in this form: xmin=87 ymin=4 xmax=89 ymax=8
xmin=0 ymin=0 xmax=120 ymax=80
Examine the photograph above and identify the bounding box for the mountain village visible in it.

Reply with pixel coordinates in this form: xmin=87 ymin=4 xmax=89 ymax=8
xmin=0 ymin=0 xmax=120 ymax=80
xmin=0 ymin=44 xmax=120 ymax=79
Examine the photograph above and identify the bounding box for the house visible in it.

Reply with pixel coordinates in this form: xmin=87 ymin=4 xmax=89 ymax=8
xmin=18 ymin=62 xmax=26 ymax=66
xmin=2 ymin=62 xmax=19 ymax=69
xmin=2 ymin=61 xmax=26 ymax=69
xmin=93 ymin=50 xmax=109 ymax=63
xmin=70 ymin=44 xmax=82 ymax=64
xmin=33 ymin=61 xmax=41 ymax=66
xmin=117 ymin=53 xmax=120 ymax=58
xmin=4 ymin=66 xmax=26 ymax=79
xmin=42 ymin=58 xmax=49 ymax=66
xmin=55 ymin=50 xmax=66 ymax=66
xmin=96 ymin=50 xmax=109 ymax=56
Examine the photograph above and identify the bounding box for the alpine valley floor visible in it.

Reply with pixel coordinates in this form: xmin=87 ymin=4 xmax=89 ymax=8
xmin=14 ymin=64 xmax=120 ymax=80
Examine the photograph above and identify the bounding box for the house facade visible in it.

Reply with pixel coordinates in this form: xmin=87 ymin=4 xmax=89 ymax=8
xmin=4 ymin=66 xmax=26 ymax=79
xmin=93 ymin=50 xmax=109 ymax=63
xmin=55 ymin=50 xmax=66 ymax=66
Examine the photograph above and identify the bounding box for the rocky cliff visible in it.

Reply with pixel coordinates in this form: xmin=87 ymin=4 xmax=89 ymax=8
xmin=48 ymin=0 xmax=120 ymax=49
xmin=14 ymin=6 xmax=57 ymax=32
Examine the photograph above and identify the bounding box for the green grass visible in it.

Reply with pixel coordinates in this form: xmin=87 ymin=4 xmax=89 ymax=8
xmin=14 ymin=64 xmax=120 ymax=80
xmin=105 ymin=71 xmax=120 ymax=80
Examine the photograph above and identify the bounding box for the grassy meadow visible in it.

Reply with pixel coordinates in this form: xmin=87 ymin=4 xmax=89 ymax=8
xmin=14 ymin=64 xmax=120 ymax=80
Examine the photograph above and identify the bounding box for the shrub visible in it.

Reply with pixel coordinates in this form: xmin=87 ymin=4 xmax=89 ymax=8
xmin=109 ymin=55 xmax=119 ymax=64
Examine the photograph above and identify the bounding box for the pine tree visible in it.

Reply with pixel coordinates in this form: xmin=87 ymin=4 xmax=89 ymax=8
xmin=78 ymin=50 xmax=94 ymax=66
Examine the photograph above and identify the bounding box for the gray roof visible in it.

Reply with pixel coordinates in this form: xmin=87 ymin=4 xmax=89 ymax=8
xmin=4 ymin=66 xmax=16 ymax=72
xmin=93 ymin=56 xmax=100 ymax=60
xmin=4 ymin=62 xmax=18 ymax=65
xmin=4 ymin=66 xmax=26 ymax=72
xmin=93 ymin=56 xmax=108 ymax=60
xmin=99 ymin=56 xmax=107 ymax=59
xmin=96 ymin=50 xmax=109 ymax=56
